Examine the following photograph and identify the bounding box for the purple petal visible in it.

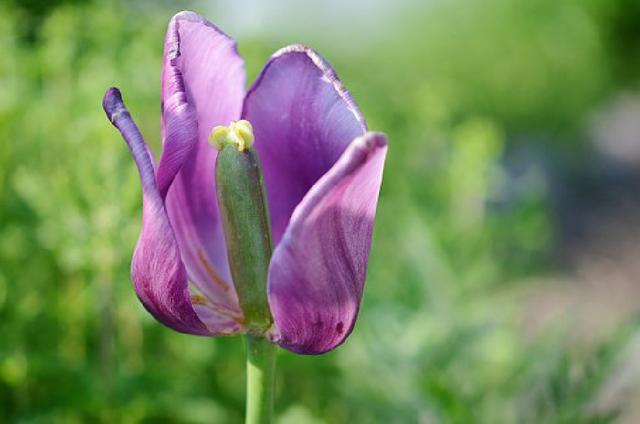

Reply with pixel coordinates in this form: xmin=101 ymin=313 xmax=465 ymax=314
xmin=103 ymin=87 xmax=243 ymax=336
xmin=159 ymin=12 xmax=246 ymax=312
xmin=267 ymin=132 xmax=388 ymax=354
xmin=242 ymin=45 xmax=367 ymax=245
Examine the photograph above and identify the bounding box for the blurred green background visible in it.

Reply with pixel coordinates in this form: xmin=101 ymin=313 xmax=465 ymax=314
xmin=3 ymin=0 xmax=640 ymax=422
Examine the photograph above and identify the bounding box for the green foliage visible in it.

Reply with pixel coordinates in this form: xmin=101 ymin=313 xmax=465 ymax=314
xmin=1 ymin=0 xmax=638 ymax=423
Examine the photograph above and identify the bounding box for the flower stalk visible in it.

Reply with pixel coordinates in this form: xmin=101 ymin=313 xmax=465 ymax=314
xmin=245 ymin=335 xmax=276 ymax=424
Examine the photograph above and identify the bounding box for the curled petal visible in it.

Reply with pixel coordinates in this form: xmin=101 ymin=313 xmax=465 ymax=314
xmin=267 ymin=132 xmax=388 ymax=354
xmin=242 ymin=45 xmax=367 ymax=244
xmin=160 ymin=11 xmax=246 ymax=313
xmin=103 ymin=88 xmax=243 ymax=336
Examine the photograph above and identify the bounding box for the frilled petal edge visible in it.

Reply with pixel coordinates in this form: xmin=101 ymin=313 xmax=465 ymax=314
xmin=266 ymin=132 xmax=387 ymax=354
xmin=103 ymin=87 xmax=244 ymax=336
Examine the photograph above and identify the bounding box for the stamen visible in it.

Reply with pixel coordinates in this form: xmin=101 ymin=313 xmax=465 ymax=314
xmin=209 ymin=120 xmax=254 ymax=151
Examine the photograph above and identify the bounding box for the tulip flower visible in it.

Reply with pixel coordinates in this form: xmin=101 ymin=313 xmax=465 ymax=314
xmin=103 ymin=10 xmax=386 ymax=423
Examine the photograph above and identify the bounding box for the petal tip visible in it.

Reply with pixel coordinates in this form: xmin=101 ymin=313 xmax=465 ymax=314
xmin=102 ymin=87 xmax=124 ymax=123
xmin=271 ymin=43 xmax=311 ymax=58
xmin=168 ymin=10 xmax=239 ymax=53
xmin=358 ymin=132 xmax=388 ymax=151
xmin=270 ymin=44 xmax=328 ymax=70
xmin=170 ymin=10 xmax=203 ymax=24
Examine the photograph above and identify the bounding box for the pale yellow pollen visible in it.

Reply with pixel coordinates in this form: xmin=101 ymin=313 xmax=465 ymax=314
xmin=209 ymin=120 xmax=254 ymax=151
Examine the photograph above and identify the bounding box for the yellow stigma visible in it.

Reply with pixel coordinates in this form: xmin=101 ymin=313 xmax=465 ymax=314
xmin=209 ymin=120 xmax=254 ymax=151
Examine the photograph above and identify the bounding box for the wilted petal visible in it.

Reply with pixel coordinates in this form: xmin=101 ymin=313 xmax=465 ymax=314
xmin=267 ymin=132 xmax=387 ymax=354
xmin=103 ymin=88 xmax=243 ymax=335
xmin=242 ymin=45 xmax=367 ymax=244
xmin=160 ymin=11 xmax=246 ymax=312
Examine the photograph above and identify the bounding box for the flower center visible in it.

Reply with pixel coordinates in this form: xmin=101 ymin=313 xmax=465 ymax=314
xmin=209 ymin=120 xmax=254 ymax=151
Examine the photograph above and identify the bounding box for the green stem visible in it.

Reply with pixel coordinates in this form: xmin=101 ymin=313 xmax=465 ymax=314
xmin=245 ymin=335 xmax=276 ymax=424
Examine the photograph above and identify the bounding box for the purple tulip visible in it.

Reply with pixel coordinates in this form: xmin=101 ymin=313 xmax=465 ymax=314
xmin=103 ymin=11 xmax=387 ymax=354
